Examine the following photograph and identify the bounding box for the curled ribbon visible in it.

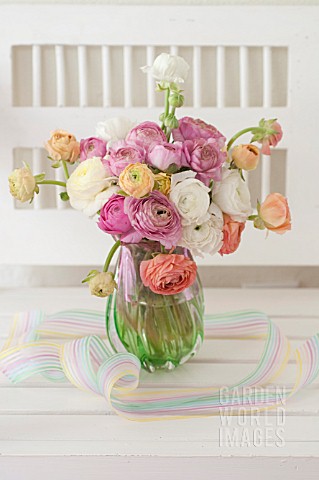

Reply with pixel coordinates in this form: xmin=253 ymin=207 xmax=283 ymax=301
xmin=0 ymin=309 xmax=318 ymax=421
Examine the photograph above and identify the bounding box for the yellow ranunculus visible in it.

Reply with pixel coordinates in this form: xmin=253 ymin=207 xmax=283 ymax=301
xmin=8 ymin=165 xmax=38 ymax=203
xmin=119 ymin=163 xmax=154 ymax=198
xmin=89 ymin=272 xmax=117 ymax=298
xmin=154 ymin=172 xmax=171 ymax=196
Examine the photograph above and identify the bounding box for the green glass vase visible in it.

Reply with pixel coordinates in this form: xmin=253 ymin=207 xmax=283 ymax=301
xmin=105 ymin=242 xmax=204 ymax=373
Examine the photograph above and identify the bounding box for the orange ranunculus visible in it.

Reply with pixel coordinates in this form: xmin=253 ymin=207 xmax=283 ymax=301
xmin=45 ymin=130 xmax=80 ymax=164
xmin=140 ymin=253 xmax=197 ymax=295
xmin=259 ymin=193 xmax=291 ymax=234
xmin=231 ymin=144 xmax=260 ymax=171
xmin=219 ymin=214 xmax=245 ymax=255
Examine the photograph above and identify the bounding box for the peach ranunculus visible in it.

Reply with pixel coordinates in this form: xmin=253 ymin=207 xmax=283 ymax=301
xmin=119 ymin=162 xmax=155 ymax=198
xmin=231 ymin=144 xmax=260 ymax=171
xmin=140 ymin=253 xmax=197 ymax=295
xmin=258 ymin=193 xmax=291 ymax=234
xmin=45 ymin=130 xmax=80 ymax=164
xmin=219 ymin=214 xmax=246 ymax=255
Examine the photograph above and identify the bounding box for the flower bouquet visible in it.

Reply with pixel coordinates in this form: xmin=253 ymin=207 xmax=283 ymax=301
xmin=9 ymin=53 xmax=291 ymax=372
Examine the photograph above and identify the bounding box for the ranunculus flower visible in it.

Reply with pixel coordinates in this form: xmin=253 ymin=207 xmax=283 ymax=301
xmin=126 ymin=121 xmax=166 ymax=150
xmin=96 ymin=117 xmax=134 ymax=146
xmin=89 ymin=272 xmax=117 ymax=298
xmin=154 ymin=172 xmax=171 ymax=196
xmin=231 ymin=144 xmax=260 ymax=171
xmin=253 ymin=119 xmax=283 ymax=155
xmin=119 ymin=163 xmax=155 ymax=198
xmin=66 ymin=157 xmax=118 ymax=216
xmin=104 ymin=141 xmax=146 ymax=177
xmin=124 ymin=191 xmax=182 ymax=249
xmin=80 ymin=137 xmax=107 ymax=161
xmin=180 ymin=202 xmax=224 ymax=257
xmin=8 ymin=164 xmax=38 ymax=203
xmin=258 ymin=193 xmax=291 ymax=234
xmin=172 ymin=117 xmax=226 ymax=148
xmin=219 ymin=214 xmax=246 ymax=255
xmin=169 ymin=170 xmax=210 ymax=225
xmin=182 ymin=138 xmax=226 ymax=185
xmin=45 ymin=130 xmax=80 ymax=164
xmin=213 ymin=169 xmax=252 ymax=222
xmin=141 ymin=53 xmax=190 ymax=84
xmin=147 ymin=142 xmax=183 ymax=171
xmin=140 ymin=253 xmax=197 ymax=295
xmin=98 ymin=194 xmax=142 ymax=243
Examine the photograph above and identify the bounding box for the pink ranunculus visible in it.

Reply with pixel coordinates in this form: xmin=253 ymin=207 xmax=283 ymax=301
xmin=182 ymin=138 xmax=227 ymax=185
xmin=147 ymin=142 xmax=183 ymax=171
xmin=140 ymin=253 xmax=197 ymax=295
xmin=259 ymin=121 xmax=283 ymax=155
xmin=126 ymin=121 xmax=167 ymax=150
xmin=98 ymin=194 xmax=142 ymax=243
xmin=103 ymin=141 xmax=146 ymax=176
xmin=80 ymin=137 xmax=107 ymax=161
xmin=219 ymin=214 xmax=245 ymax=256
xmin=172 ymin=117 xmax=226 ymax=148
xmin=124 ymin=191 xmax=182 ymax=249
xmin=259 ymin=193 xmax=291 ymax=235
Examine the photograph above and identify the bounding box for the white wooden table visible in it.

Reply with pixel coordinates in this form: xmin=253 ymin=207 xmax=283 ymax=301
xmin=0 ymin=287 xmax=319 ymax=479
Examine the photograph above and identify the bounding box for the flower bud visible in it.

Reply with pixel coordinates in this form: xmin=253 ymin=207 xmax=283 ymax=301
xmin=232 ymin=144 xmax=260 ymax=171
xmin=88 ymin=272 xmax=117 ymax=298
xmin=169 ymin=92 xmax=184 ymax=108
xmin=8 ymin=165 xmax=38 ymax=203
xmin=164 ymin=114 xmax=179 ymax=130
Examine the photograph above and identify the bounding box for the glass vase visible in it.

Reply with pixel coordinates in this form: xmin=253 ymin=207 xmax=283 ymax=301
xmin=105 ymin=242 xmax=204 ymax=373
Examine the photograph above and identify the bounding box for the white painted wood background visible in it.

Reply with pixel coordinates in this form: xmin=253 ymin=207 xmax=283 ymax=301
xmin=1 ymin=5 xmax=318 ymax=267
xmin=0 ymin=286 xmax=319 ymax=478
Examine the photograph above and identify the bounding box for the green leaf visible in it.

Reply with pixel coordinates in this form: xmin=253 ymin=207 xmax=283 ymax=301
xmin=239 ymin=169 xmax=245 ymax=182
xmin=81 ymin=269 xmax=100 ymax=284
xmin=117 ymin=190 xmax=129 ymax=196
xmin=34 ymin=173 xmax=46 ymax=182
xmin=60 ymin=192 xmax=69 ymax=201
xmin=51 ymin=161 xmax=61 ymax=169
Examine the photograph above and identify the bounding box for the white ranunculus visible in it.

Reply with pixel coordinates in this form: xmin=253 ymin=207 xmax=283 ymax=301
xmin=141 ymin=53 xmax=190 ymax=84
xmin=96 ymin=117 xmax=134 ymax=146
xmin=170 ymin=171 xmax=210 ymax=225
xmin=66 ymin=157 xmax=118 ymax=216
xmin=213 ymin=169 xmax=252 ymax=222
xmin=180 ymin=202 xmax=224 ymax=257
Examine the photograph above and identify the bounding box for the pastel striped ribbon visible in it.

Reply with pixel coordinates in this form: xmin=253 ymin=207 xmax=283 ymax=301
xmin=0 ymin=309 xmax=318 ymax=421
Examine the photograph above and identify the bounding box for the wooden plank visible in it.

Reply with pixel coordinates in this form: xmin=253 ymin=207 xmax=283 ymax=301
xmin=0 ymin=335 xmax=311 ymax=365
xmin=0 ymin=312 xmax=317 ymax=340
xmin=1 ymin=415 xmax=319 ymax=444
xmin=1 ymin=288 xmax=318 ymax=316
xmin=0 ymin=362 xmax=317 ymax=389
xmin=1 ymin=456 xmax=319 ymax=480
xmin=2 ymin=6 xmax=317 ymax=46
xmin=0 ymin=384 xmax=317 ymax=415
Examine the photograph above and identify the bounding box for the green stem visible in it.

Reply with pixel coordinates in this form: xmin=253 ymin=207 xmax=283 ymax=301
xmin=227 ymin=127 xmax=261 ymax=151
xmin=161 ymin=87 xmax=171 ymax=133
xmin=103 ymin=240 xmax=121 ymax=272
xmin=37 ymin=180 xmax=66 ymax=187
xmin=166 ymin=105 xmax=176 ymax=142
xmin=62 ymin=160 xmax=70 ymax=180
